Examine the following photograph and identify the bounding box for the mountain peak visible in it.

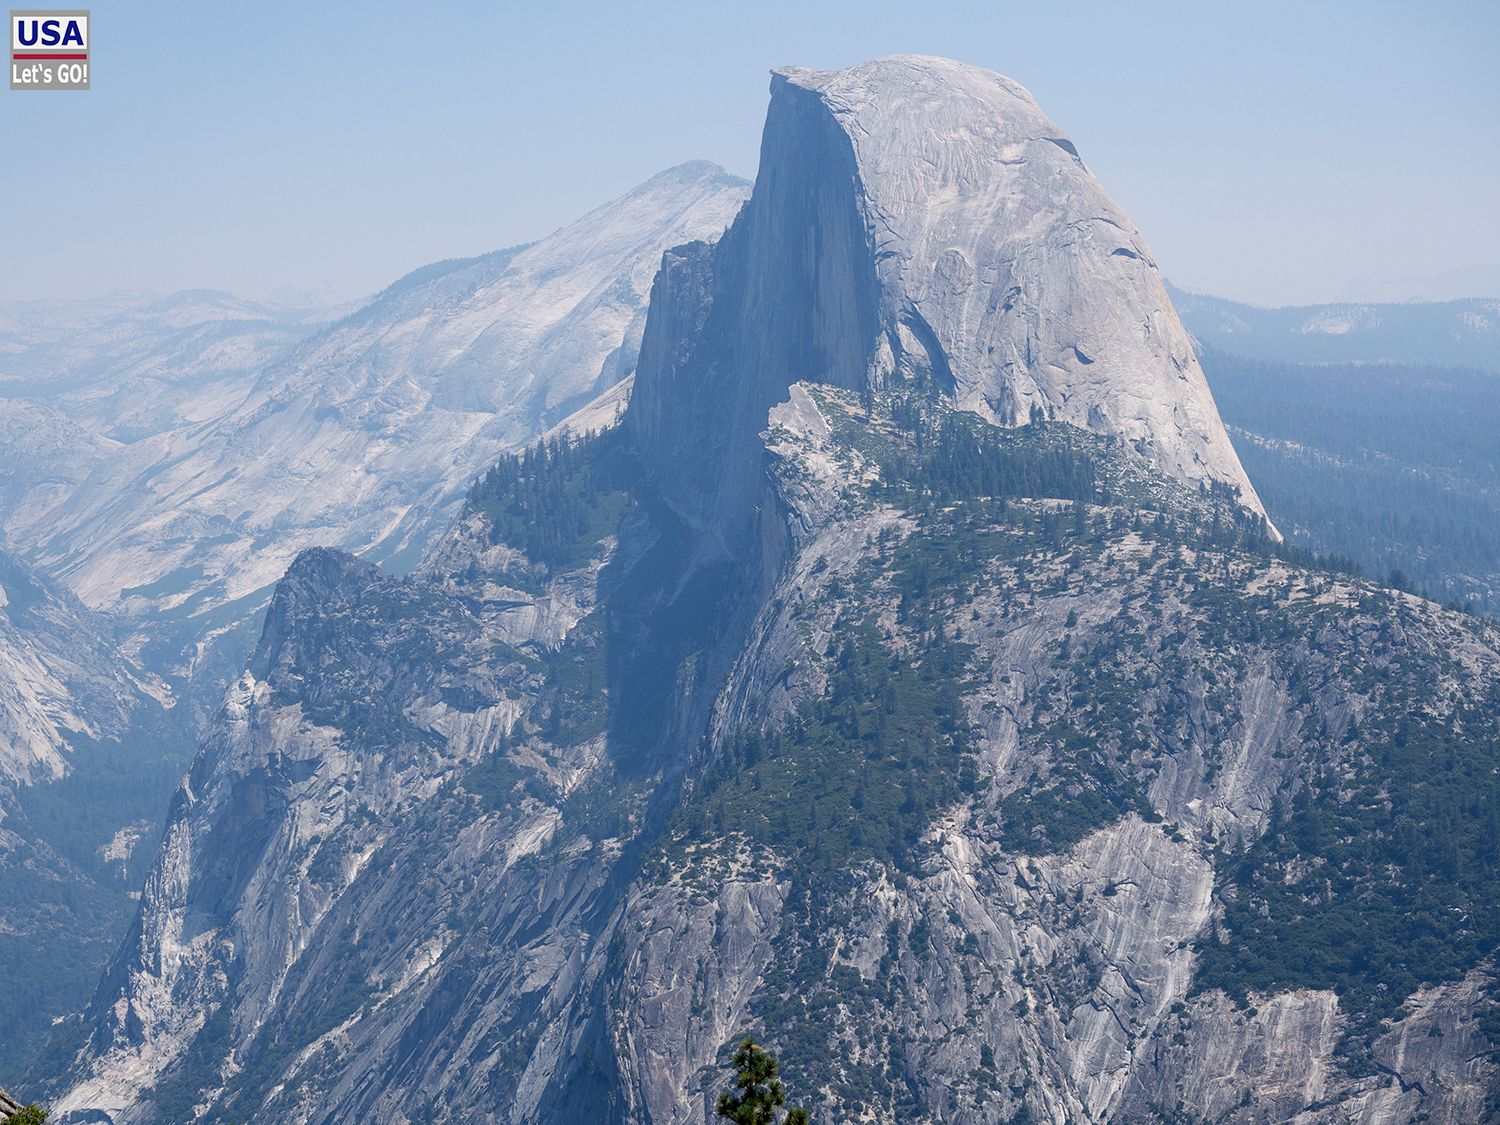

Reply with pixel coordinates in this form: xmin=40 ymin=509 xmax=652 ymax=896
xmin=630 ymin=55 xmax=1267 ymax=540
xmin=774 ymin=54 xmax=1042 ymax=112
xmin=640 ymin=158 xmax=750 ymax=189
xmin=783 ymin=55 xmax=1264 ymax=515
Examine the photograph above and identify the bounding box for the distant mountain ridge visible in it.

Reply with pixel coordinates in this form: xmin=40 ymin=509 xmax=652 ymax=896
xmin=1169 ymin=282 xmax=1500 ymax=371
xmin=1201 ymin=348 xmax=1500 ymax=616
xmin=1336 ymin=263 xmax=1500 ymax=304
xmin=0 ymin=289 xmax=329 ymax=441
xmin=0 ymin=162 xmax=749 ymax=679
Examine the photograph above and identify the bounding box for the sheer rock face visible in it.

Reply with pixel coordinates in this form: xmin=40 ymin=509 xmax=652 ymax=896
xmin=630 ymin=56 xmax=1266 ymax=546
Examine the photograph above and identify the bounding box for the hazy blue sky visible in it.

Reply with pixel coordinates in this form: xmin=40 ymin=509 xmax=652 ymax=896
xmin=4 ymin=0 xmax=1496 ymax=305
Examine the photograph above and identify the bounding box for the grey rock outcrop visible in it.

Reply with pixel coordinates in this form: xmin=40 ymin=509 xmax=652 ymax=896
xmin=0 ymin=1082 xmax=25 ymax=1115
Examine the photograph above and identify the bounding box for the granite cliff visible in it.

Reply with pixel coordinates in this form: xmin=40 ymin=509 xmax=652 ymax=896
xmin=54 ymin=58 xmax=1498 ymax=1124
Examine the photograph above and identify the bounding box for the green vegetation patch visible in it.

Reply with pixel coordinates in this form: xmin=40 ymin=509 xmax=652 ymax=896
xmin=542 ymin=612 xmax=609 ymax=747
xmin=678 ymin=615 xmax=978 ymax=873
xmin=1195 ymin=687 xmax=1500 ymax=1053
xmin=875 ymin=401 xmax=1100 ymax=506
xmin=467 ymin=428 xmax=636 ymax=572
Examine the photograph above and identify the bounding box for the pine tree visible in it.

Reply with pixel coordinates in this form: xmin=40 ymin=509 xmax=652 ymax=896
xmin=715 ymin=1037 xmax=809 ymax=1124
xmin=3 ymin=1106 xmax=48 ymax=1125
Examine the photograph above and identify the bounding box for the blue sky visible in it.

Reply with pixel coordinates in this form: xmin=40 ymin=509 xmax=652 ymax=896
xmin=3 ymin=0 xmax=1496 ymax=305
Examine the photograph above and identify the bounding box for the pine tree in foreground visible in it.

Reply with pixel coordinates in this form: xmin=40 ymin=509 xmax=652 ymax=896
xmin=2 ymin=1105 xmax=47 ymax=1125
xmin=714 ymin=1037 xmax=810 ymax=1124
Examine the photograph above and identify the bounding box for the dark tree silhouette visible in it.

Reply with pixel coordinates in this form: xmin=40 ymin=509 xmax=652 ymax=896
xmin=715 ymin=1037 xmax=809 ymax=1125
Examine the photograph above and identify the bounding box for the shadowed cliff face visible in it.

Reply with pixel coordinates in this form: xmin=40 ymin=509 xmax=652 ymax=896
xmin=627 ymin=81 xmax=881 ymax=550
xmin=629 ymin=55 xmax=1267 ymax=555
